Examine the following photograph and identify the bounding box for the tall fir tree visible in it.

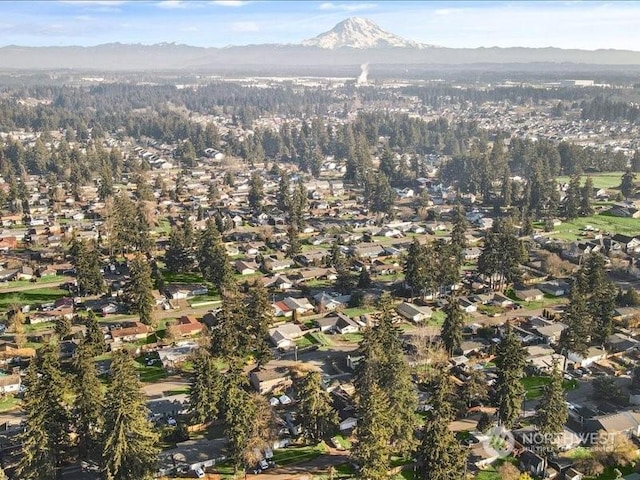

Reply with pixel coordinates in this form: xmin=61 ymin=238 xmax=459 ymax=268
xmin=124 ymin=254 xmax=155 ymax=325
xmin=351 ymin=381 xmax=391 ymax=480
xmin=416 ymin=374 xmax=467 ymax=480
xmin=297 ymin=371 xmax=338 ymax=442
xmin=533 ymin=362 xmax=568 ymax=454
xmin=101 ymin=351 xmax=159 ymax=480
xmin=198 ymin=218 xmax=234 ymax=292
xmin=188 ymin=349 xmax=222 ymax=424
xmin=74 ymin=239 xmax=105 ymax=295
xmin=15 ymin=362 xmax=58 ymax=480
xmin=246 ymin=282 xmax=273 ymax=366
xmin=165 ymin=224 xmax=194 ymax=274
xmin=441 ymin=296 xmax=465 ymax=356
xmin=495 ymin=323 xmax=527 ymax=428
xmin=73 ymin=344 xmax=105 ymax=461
xmin=83 ymin=310 xmax=107 ymax=357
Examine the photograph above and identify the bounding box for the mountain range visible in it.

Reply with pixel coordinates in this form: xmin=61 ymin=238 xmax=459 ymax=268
xmin=2 ymin=17 xmax=640 ymax=71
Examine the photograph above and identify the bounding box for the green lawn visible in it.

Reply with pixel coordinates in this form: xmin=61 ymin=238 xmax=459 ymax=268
xmin=187 ymin=295 xmax=221 ymax=307
xmin=556 ymin=172 xmax=625 ymax=190
xmin=162 ymin=271 xmax=206 ymax=284
xmin=309 ymin=332 xmax=334 ymax=346
xmin=332 ymin=434 xmax=352 ymax=450
xmin=0 ymin=276 xmax=65 ymax=289
xmin=296 ymin=334 xmax=316 ymax=348
xmin=342 ymin=307 xmax=376 ymax=318
xmin=0 ymin=287 xmax=68 ymax=311
xmin=272 ymin=443 xmax=328 ymax=466
xmin=338 ymin=333 xmax=364 ymax=344
xmin=522 ymin=376 xmax=579 ymax=400
xmin=0 ymin=395 xmax=21 ymax=413
xmin=428 ymin=310 xmax=446 ymax=327
xmin=549 ymin=213 xmax=640 ymax=241
xmin=134 ymin=356 xmax=167 ymax=383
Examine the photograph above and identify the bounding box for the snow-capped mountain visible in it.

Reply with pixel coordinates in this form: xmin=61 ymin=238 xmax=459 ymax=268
xmin=302 ymin=17 xmax=426 ymax=49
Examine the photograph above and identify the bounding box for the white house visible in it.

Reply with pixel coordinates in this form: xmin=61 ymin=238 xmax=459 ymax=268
xmin=396 ymin=302 xmax=433 ymax=323
xmin=568 ymin=346 xmax=606 ymax=367
xmin=268 ymin=323 xmax=304 ymax=349
xmin=0 ymin=374 xmax=20 ymax=395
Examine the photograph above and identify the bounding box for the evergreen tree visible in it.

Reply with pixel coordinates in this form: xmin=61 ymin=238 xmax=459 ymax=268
xmin=246 ymin=282 xmax=273 ymax=366
xmin=533 ymin=362 xmax=568 ymax=454
xmin=74 ymin=240 xmax=105 ymax=295
xmin=286 ymin=223 xmax=301 ymax=258
xmin=404 ymin=239 xmax=427 ymax=298
xmin=559 ymin=290 xmax=592 ymax=356
xmin=495 ymin=323 xmax=526 ymax=428
xmin=351 ymin=381 xmax=391 ymax=480
xmin=441 ymin=296 xmax=465 ymax=356
xmin=188 ymin=349 xmax=222 ymax=424
xmin=73 ymin=344 xmax=105 ymax=461
xmin=124 ymin=254 xmax=155 ymax=325
xmin=221 ymin=365 xmax=275 ymax=472
xmin=297 ymin=371 xmax=338 ymax=442
xmin=564 ymin=175 xmax=581 ymax=219
xmin=15 ymin=362 xmax=58 ymax=480
xmin=416 ymin=374 xmax=467 ymax=480
xmin=450 ymin=204 xmax=468 ymax=262
xmin=199 ymin=218 xmax=234 ymax=292
xmin=248 ymin=171 xmax=264 ymax=212
xmin=101 ymin=351 xmax=159 ymax=480
xmin=165 ymin=224 xmax=194 ymax=274
xmin=276 ymin=171 xmax=291 ymax=211
xmin=83 ymin=310 xmax=107 ymax=357
xmin=580 ymin=177 xmax=595 ymax=216
xmin=620 ymin=169 xmax=636 ymax=200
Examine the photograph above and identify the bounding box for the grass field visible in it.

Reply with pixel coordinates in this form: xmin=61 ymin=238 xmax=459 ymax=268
xmin=0 ymin=276 xmax=65 ymax=289
xmin=342 ymin=307 xmax=376 ymax=318
xmin=0 ymin=395 xmax=21 ymax=413
xmin=162 ymin=271 xmax=206 ymax=284
xmin=272 ymin=443 xmax=328 ymax=467
xmin=547 ymin=213 xmax=640 ymax=241
xmin=555 ymin=172 xmax=625 ymax=190
xmin=0 ymin=287 xmax=68 ymax=311
xmin=134 ymin=355 xmax=167 ymax=383
xmin=521 ymin=376 xmax=579 ymax=400
xmin=429 ymin=310 xmax=446 ymax=327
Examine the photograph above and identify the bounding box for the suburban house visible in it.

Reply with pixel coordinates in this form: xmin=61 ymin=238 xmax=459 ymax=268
xmin=234 ymin=260 xmax=258 ymax=275
xmin=514 ymin=288 xmax=544 ymax=302
xmin=0 ymin=373 xmax=21 ymax=395
xmin=250 ymin=367 xmax=292 ymax=395
xmin=568 ymin=346 xmax=606 ymax=368
xmin=396 ymin=302 xmax=433 ymax=323
xmin=172 ymin=316 xmax=204 ymax=338
xmin=268 ymin=323 xmax=304 ymax=349
xmin=110 ymin=322 xmax=150 ymax=348
xmin=316 ymin=313 xmax=360 ymax=334
xmin=163 ymin=284 xmax=208 ymax=300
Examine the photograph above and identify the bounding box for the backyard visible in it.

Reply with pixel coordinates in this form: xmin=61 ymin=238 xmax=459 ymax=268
xmin=0 ymin=287 xmax=68 ymax=311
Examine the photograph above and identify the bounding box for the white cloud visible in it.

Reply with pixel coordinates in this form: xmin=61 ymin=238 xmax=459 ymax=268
xmin=211 ymin=0 xmax=248 ymax=6
xmin=59 ymin=1 xmax=127 ymax=5
xmin=231 ymin=21 xmax=259 ymax=32
xmin=434 ymin=8 xmax=465 ymax=16
xmin=319 ymin=2 xmax=376 ymax=12
xmin=156 ymin=0 xmax=187 ymax=8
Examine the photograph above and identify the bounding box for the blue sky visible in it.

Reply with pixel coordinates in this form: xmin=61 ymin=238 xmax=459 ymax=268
xmin=1 ymin=1 xmax=640 ymax=50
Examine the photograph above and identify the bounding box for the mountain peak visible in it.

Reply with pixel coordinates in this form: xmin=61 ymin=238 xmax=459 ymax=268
xmin=302 ymin=17 xmax=425 ymax=49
